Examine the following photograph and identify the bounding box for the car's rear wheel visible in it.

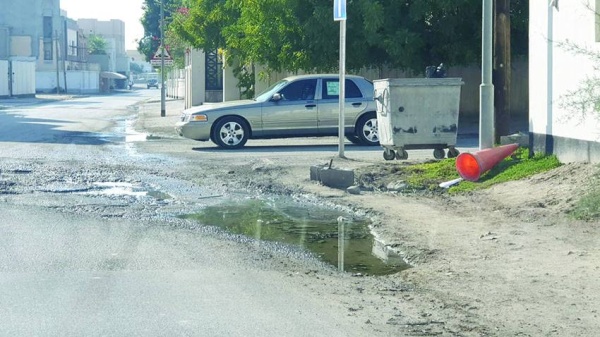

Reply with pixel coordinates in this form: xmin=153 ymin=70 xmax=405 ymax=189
xmin=355 ymin=113 xmax=379 ymax=146
xmin=212 ymin=116 xmax=249 ymax=149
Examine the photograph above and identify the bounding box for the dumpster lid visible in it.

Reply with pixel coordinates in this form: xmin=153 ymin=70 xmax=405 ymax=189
xmin=374 ymin=78 xmax=464 ymax=86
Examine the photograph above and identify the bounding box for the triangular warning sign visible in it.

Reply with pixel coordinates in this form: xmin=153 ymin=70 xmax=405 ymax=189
xmin=152 ymin=45 xmax=172 ymax=60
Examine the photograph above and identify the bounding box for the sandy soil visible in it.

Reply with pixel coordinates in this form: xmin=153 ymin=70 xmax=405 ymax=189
xmin=137 ymin=99 xmax=600 ymax=336
xmin=234 ymin=156 xmax=600 ymax=336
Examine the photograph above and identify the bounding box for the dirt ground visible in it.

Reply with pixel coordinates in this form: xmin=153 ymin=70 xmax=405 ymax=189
xmin=137 ymin=99 xmax=600 ymax=336
xmin=228 ymin=154 xmax=600 ymax=336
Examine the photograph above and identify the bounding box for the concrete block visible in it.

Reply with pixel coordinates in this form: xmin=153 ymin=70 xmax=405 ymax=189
xmin=500 ymin=132 xmax=528 ymax=147
xmin=310 ymin=165 xmax=325 ymax=181
xmin=318 ymin=167 xmax=355 ymax=189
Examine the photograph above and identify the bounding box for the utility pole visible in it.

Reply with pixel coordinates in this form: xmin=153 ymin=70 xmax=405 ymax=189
xmin=160 ymin=0 xmax=166 ymax=117
xmin=334 ymin=0 xmax=347 ymax=158
xmin=480 ymin=0 xmax=494 ymax=150
xmin=55 ymin=30 xmax=60 ymax=95
xmin=494 ymin=0 xmax=511 ymax=143
xmin=62 ymin=21 xmax=68 ymax=93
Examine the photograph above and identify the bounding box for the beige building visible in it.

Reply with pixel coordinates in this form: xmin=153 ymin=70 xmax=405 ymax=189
xmin=77 ymin=19 xmax=129 ymax=76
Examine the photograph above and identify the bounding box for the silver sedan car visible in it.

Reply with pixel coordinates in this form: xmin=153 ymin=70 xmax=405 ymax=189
xmin=175 ymin=74 xmax=379 ymax=149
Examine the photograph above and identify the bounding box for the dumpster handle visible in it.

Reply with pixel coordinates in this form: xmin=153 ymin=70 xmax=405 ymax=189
xmin=375 ymin=88 xmax=389 ymax=116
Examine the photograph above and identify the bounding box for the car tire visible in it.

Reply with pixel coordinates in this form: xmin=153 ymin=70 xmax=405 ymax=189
xmin=355 ymin=113 xmax=379 ymax=146
xmin=212 ymin=116 xmax=249 ymax=149
xmin=345 ymin=134 xmax=362 ymax=145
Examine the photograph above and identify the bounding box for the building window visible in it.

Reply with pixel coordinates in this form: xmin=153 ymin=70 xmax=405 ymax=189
xmin=43 ymin=16 xmax=53 ymax=60
xmin=44 ymin=41 xmax=53 ymax=60
xmin=43 ymin=17 xmax=53 ymax=39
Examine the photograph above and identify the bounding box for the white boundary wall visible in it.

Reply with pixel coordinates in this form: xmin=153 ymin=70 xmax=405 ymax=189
xmin=0 ymin=60 xmax=8 ymax=97
xmin=36 ymin=71 xmax=100 ymax=94
xmin=529 ymin=1 xmax=600 ymax=162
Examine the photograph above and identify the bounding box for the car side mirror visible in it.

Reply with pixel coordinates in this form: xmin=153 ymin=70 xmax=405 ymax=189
xmin=271 ymin=93 xmax=282 ymax=101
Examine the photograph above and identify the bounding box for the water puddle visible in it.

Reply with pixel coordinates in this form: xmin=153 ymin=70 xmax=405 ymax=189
xmin=125 ymin=119 xmax=148 ymax=143
xmin=81 ymin=182 xmax=171 ymax=200
xmin=181 ymin=199 xmax=410 ymax=275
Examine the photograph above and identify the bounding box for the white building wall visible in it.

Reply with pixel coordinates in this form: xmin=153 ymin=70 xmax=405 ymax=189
xmin=36 ymin=70 xmax=99 ymax=94
xmin=10 ymin=59 xmax=36 ymax=96
xmin=0 ymin=60 xmax=9 ymax=97
xmin=185 ymin=49 xmax=205 ymax=109
xmin=66 ymin=28 xmax=77 ymax=57
xmin=530 ymin=1 xmax=600 ymax=151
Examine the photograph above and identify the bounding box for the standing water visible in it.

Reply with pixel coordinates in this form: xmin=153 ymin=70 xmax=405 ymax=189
xmin=181 ymin=198 xmax=410 ymax=275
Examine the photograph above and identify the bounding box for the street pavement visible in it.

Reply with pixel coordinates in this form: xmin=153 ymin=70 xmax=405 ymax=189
xmin=1 ymin=92 xmax=529 ymax=146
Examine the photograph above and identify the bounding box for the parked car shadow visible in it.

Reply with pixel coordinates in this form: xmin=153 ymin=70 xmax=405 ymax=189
xmin=192 ymin=142 xmax=379 ymax=153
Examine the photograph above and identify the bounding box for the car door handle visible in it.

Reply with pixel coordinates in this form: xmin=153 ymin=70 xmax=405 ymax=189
xmin=352 ymin=102 xmax=362 ymax=107
xmin=305 ymin=104 xmax=316 ymax=108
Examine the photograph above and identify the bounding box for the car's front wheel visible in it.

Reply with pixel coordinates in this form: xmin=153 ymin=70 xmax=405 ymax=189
xmin=355 ymin=113 xmax=379 ymax=146
xmin=212 ymin=116 xmax=249 ymax=149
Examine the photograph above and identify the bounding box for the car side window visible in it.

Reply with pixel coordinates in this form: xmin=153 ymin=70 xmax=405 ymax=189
xmin=279 ymin=79 xmax=317 ymax=101
xmin=321 ymin=79 xmax=363 ymax=99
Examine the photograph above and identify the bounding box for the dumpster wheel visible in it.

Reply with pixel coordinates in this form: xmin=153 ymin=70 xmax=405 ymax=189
xmin=395 ymin=149 xmax=408 ymax=160
xmin=447 ymin=147 xmax=460 ymax=158
xmin=383 ymin=149 xmax=395 ymax=161
xmin=433 ymin=148 xmax=446 ymax=159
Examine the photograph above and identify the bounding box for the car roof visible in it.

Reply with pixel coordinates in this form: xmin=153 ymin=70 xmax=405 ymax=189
xmin=281 ymin=74 xmax=368 ymax=82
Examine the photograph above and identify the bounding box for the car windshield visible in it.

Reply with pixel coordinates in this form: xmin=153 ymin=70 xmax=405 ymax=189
xmin=254 ymin=80 xmax=289 ymax=102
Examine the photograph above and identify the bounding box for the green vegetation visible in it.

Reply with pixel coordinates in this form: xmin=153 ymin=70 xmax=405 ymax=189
xmin=569 ymin=169 xmax=600 ymax=221
xmin=167 ymin=0 xmax=529 ymax=75
xmin=88 ymin=35 xmax=108 ymax=55
xmin=399 ymin=147 xmax=561 ymax=193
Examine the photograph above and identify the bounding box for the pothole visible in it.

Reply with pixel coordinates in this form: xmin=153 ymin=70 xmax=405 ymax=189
xmin=180 ymin=198 xmax=410 ymax=275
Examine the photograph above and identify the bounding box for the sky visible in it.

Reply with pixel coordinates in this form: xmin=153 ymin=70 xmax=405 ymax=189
xmin=60 ymin=0 xmax=145 ymax=50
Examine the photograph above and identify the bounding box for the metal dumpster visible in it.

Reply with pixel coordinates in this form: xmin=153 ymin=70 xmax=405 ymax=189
xmin=374 ymin=78 xmax=464 ymax=160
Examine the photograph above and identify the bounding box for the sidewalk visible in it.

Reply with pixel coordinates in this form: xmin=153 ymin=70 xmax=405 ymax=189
xmin=136 ymin=98 xmax=185 ymax=138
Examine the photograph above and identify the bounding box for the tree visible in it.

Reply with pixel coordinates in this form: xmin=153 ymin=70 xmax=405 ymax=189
xmin=130 ymin=62 xmax=144 ymax=74
xmin=172 ymin=0 xmax=528 ymax=75
xmin=139 ymin=0 xmax=183 ymax=62
xmin=88 ymin=34 xmax=108 ymax=55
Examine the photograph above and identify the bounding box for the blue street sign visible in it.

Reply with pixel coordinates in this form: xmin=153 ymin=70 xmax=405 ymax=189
xmin=333 ymin=0 xmax=346 ymax=21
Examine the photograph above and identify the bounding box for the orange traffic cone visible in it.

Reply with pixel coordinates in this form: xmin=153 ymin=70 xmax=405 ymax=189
xmin=455 ymin=143 xmax=519 ymax=182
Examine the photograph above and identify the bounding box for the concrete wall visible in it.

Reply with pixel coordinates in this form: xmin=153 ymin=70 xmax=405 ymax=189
xmin=185 ymin=49 xmax=205 ymax=109
xmin=1 ymin=0 xmax=61 ymax=60
xmin=10 ymin=36 xmax=33 ymax=57
xmin=222 ymin=60 xmax=528 ymax=119
xmin=11 ymin=59 xmax=36 ymax=96
xmin=36 ymin=70 xmax=99 ymax=94
xmin=0 ymin=26 xmax=8 ymax=59
xmin=0 ymin=59 xmax=35 ymax=97
xmin=183 ymin=48 xmax=529 ymax=121
xmin=165 ymin=68 xmax=185 ymax=99
xmin=0 ymin=60 xmax=9 ymax=97
xmin=529 ymin=1 xmax=600 ymax=163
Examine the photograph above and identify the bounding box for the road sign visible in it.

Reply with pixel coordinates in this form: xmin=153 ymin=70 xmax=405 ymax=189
xmin=152 ymin=45 xmax=172 ymax=60
xmin=151 ymin=44 xmax=173 ymax=66
xmin=333 ymin=0 xmax=346 ymax=21
xmin=151 ymin=59 xmax=173 ymax=66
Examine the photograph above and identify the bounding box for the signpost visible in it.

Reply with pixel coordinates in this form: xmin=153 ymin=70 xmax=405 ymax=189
xmin=150 ymin=46 xmax=173 ymax=67
xmin=159 ymin=0 xmax=166 ymax=117
xmin=334 ymin=0 xmax=347 ymax=158
xmin=333 ymin=0 xmax=346 ymax=20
